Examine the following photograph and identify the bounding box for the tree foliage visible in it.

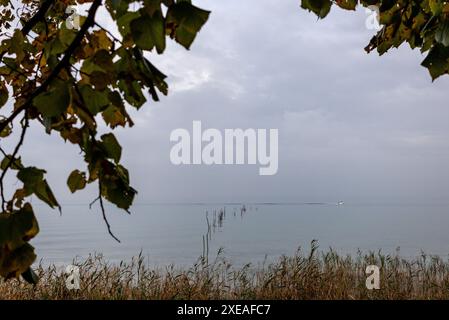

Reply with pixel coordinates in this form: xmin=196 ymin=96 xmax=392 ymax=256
xmin=301 ymin=0 xmax=449 ymax=80
xmin=1 ymin=0 xmax=448 ymax=286
xmin=0 ymin=0 xmax=209 ymax=283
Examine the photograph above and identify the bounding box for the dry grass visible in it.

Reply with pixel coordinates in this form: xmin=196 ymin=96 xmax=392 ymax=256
xmin=1 ymin=241 xmax=449 ymax=300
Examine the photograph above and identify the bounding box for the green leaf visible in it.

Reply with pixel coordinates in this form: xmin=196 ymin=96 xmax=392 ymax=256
xmin=0 ymin=204 xmax=39 ymax=250
xmin=336 ymin=0 xmax=357 ymax=10
xmin=100 ymin=133 xmax=122 ymax=163
xmin=102 ymin=91 xmax=132 ymax=128
xmin=59 ymin=27 xmax=77 ymax=47
xmin=79 ymin=85 xmax=110 ymax=115
xmin=101 ymin=166 xmax=136 ymax=210
xmin=0 ymin=82 xmax=8 ymax=108
xmin=0 ymin=121 xmax=12 ymax=138
xmin=103 ymin=182 xmax=135 ymax=210
xmin=141 ymin=57 xmax=168 ymax=95
xmin=117 ymin=11 xmax=141 ymax=36
xmin=89 ymin=71 xmax=110 ymax=91
xmin=67 ymin=170 xmax=87 ymax=193
xmin=0 ymin=203 xmax=39 ymax=279
xmin=17 ymin=167 xmax=45 ymax=188
xmin=0 ymin=155 xmax=23 ymax=170
xmin=166 ymin=2 xmax=210 ymax=49
xmin=435 ymin=20 xmax=449 ymax=46
xmin=421 ymin=44 xmax=449 ymax=80
xmin=10 ymin=30 xmax=25 ymax=62
xmin=102 ymin=105 xmax=127 ymax=128
xmin=430 ymin=0 xmax=443 ymax=16
xmin=118 ymin=79 xmax=146 ymax=108
xmin=33 ymin=81 xmax=71 ymax=118
xmin=34 ymin=180 xmax=60 ymax=210
xmin=17 ymin=167 xmax=60 ymax=210
xmin=301 ymin=0 xmax=332 ymax=19
xmin=106 ymin=0 xmax=130 ymax=20
xmin=92 ymin=50 xmax=115 ymax=73
xmin=131 ymin=12 xmax=166 ymax=53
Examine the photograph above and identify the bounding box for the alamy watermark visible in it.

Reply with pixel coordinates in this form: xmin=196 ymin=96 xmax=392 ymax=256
xmin=62 ymin=263 xmax=379 ymax=291
xmin=65 ymin=265 xmax=80 ymax=290
xmin=170 ymin=121 xmax=279 ymax=176
xmin=1 ymin=6 xmax=81 ymax=34
xmin=365 ymin=5 xmax=381 ymax=31
xmin=65 ymin=6 xmax=81 ymax=30
xmin=365 ymin=265 xmax=380 ymax=290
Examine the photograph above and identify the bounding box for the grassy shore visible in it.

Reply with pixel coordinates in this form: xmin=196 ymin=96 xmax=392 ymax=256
xmin=2 ymin=242 xmax=449 ymax=299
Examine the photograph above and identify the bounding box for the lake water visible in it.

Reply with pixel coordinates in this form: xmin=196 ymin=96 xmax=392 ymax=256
xmin=31 ymin=203 xmax=449 ymax=267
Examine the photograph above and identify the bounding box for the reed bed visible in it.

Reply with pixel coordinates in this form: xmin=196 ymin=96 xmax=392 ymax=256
xmin=1 ymin=241 xmax=449 ymax=300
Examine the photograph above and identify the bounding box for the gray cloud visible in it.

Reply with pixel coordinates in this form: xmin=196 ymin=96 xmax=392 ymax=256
xmin=5 ymin=0 xmax=449 ymax=209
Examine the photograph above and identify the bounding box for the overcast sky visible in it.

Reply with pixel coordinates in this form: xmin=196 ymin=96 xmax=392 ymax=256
xmin=8 ymin=0 xmax=449 ymax=206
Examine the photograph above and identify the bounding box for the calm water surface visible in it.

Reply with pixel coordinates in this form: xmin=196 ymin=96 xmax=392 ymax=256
xmin=31 ymin=203 xmax=449 ymax=266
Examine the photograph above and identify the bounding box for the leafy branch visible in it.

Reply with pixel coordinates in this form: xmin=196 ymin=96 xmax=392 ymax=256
xmin=0 ymin=0 xmax=210 ymax=283
xmin=0 ymin=0 xmax=102 ymax=134
xmin=301 ymin=0 xmax=449 ymax=80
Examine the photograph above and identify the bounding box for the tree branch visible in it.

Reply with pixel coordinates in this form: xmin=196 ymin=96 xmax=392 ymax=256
xmin=0 ymin=0 xmax=56 ymax=64
xmin=0 ymin=0 xmax=102 ymax=135
xmin=97 ymin=181 xmax=121 ymax=243
xmin=21 ymin=0 xmax=55 ymax=35
xmin=0 ymin=111 xmax=29 ymax=211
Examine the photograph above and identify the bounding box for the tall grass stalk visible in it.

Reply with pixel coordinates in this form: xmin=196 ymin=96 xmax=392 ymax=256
xmin=2 ymin=242 xmax=449 ymax=300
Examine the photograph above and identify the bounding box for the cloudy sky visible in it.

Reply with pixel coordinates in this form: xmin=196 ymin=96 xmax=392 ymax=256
xmin=9 ymin=0 xmax=449 ymax=206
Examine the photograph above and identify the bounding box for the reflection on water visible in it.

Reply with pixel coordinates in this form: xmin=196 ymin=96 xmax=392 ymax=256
xmin=31 ymin=203 xmax=449 ymax=266
xmin=202 ymin=205 xmax=251 ymax=262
